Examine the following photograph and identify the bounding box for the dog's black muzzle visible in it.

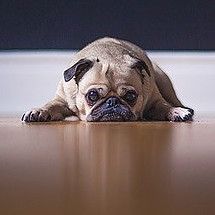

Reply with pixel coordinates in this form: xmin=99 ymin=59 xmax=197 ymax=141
xmin=86 ymin=96 xmax=135 ymax=122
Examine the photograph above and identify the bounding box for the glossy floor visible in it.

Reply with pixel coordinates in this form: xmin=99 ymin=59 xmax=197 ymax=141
xmin=0 ymin=119 xmax=215 ymax=215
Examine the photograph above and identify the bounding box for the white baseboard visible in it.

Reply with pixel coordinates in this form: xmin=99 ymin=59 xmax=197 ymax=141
xmin=0 ymin=51 xmax=215 ymax=117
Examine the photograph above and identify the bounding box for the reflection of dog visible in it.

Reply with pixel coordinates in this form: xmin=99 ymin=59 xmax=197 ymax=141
xmin=22 ymin=37 xmax=194 ymax=122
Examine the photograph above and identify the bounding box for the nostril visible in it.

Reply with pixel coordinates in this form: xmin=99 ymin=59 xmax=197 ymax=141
xmin=106 ymin=97 xmax=119 ymax=107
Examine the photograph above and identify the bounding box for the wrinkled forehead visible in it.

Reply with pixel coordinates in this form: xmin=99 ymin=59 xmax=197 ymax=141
xmin=105 ymin=65 xmax=142 ymax=88
xmin=78 ymin=60 xmax=142 ymax=93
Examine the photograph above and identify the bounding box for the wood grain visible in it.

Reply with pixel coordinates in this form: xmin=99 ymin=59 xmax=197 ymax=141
xmin=0 ymin=119 xmax=215 ymax=215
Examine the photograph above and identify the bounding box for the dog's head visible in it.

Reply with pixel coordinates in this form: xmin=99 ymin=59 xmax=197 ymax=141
xmin=63 ymin=54 xmax=152 ymax=121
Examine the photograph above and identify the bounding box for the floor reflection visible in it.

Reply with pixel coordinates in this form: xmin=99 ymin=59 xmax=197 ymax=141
xmin=61 ymin=122 xmax=175 ymax=214
xmin=1 ymin=120 xmax=214 ymax=214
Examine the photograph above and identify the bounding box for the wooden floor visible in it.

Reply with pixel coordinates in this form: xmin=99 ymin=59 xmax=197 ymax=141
xmin=0 ymin=118 xmax=215 ymax=215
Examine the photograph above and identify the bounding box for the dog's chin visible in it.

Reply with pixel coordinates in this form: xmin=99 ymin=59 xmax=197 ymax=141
xmin=96 ymin=112 xmax=131 ymax=122
xmin=86 ymin=106 xmax=136 ymax=122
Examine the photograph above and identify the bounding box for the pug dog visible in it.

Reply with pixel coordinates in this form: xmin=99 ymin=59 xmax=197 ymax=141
xmin=22 ymin=37 xmax=194 ymax=122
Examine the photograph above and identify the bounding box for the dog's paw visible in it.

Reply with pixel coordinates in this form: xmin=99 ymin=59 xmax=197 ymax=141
xmin=167 ymin=107 xmax=194 ymax=122
xmin=21 ymin=109 xmax=52 ymax=123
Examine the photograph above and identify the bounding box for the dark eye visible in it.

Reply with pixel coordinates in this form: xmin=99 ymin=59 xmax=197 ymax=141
xmin=86 ymin=89 xmax=100 ymax=105
xmin=122 ymin=90 xmax=138 ymax=105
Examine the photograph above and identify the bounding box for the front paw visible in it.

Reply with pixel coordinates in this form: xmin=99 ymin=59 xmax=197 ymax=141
xmin=21 ymin=109 xmax=51 ymax=122
xmin=167 ymin=107 xmax=194 ymax=122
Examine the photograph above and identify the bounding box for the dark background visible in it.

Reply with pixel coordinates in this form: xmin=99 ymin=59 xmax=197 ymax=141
xmin=0 ymin=0 xmax=214 ymax=50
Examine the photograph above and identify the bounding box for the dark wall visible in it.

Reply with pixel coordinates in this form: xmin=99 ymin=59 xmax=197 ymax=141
xmin=0 ymin=0 xmax=214 ymax=50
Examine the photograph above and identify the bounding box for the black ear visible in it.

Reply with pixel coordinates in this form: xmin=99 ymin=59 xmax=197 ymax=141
xmin=131 ymin=58 xmax=151 ymax=77
xmin=64 ymin=58 xmax=93 ymax=82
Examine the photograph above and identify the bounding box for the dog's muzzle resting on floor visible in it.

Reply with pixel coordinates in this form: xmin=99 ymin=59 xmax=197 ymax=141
xmin=22 ymin=37 xmax=194 ymax=122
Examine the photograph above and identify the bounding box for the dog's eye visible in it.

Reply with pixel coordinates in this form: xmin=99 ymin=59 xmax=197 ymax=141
xmin=122 ymin=90 xmax=138 ymax=105
xmin=86 ymin=89 xmax=100 ymax=105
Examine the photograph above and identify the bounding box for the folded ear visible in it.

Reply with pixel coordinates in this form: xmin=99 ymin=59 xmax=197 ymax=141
xmin=131 ymin=58 xmax=151 ymax=77
xmin=64 ymin=58 xmax=93 ymax=83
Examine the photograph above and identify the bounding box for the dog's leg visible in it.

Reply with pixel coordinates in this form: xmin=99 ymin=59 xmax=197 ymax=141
xmin=22 ymin=96 xmax=74 ymax=122
xmin=153 ymin=64 xmax=183 ymax=107
xmin=144 ymin=87 xmax=194 ymax=122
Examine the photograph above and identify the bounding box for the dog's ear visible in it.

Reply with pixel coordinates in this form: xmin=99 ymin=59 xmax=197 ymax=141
xmin=131 ymin=58 xmax=151 ymax=77
xmin=64 ymin=58 xmax=93 ymax=83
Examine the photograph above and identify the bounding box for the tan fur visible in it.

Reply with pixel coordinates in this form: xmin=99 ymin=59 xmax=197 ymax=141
xmin=22 ymin=37 xmax=193 ymax=122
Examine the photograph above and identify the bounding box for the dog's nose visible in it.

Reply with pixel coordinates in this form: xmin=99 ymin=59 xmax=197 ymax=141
xmin=106 ymin=97 xmax=120 ymax=107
